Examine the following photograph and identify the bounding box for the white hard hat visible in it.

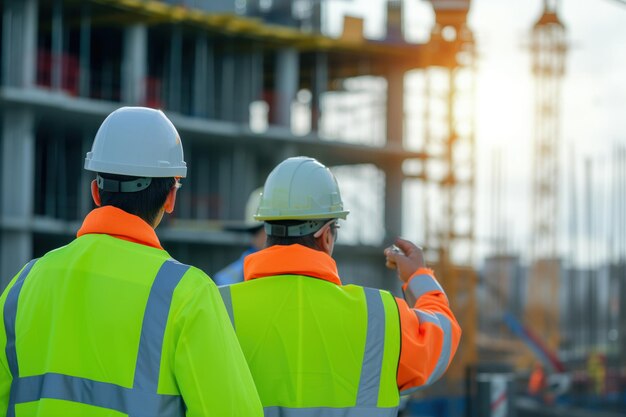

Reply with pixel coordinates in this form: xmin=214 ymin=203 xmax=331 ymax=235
xmin=222 ymin=187 xmax=264 ymax=232
xmin=85 ymin=107 xmax=187 ymax=178
xmin=244 ymin=187 xmax=264 ymax=227
xmin=255 ymin=156 xmax=349 ymax=221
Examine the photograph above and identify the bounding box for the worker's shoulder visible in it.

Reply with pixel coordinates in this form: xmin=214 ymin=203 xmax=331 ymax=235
xmin=343 ymin=283 xmax=395 ymax=298
xmin=178 ymin=263 xmax=211 ymax=283
xmin=171 ymin=261 xmax=215 ymax=294
xmin=38 ymin=234 xmax=167 ymax=265
xmin=167 ymin=263 xmax=222 ymax=318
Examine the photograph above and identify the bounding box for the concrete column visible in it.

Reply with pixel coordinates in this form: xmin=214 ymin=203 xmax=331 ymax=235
xmin=311 ymin=52 xmax=328 ymax=132
xmin=311 ymin=1 xmax=323 ymax=32
xmin=220 ymin=41 xmax=235 ymax=121
xmin=383 ymin=161 xmax=403 ymax=242
xmin=78 ymin=5 xmax=91 ymax=98
xmin=0 ymin=110 xmax=35 ymax=289
xmin=51 ymin=0 xmax=63 ymax=91
xmin=193 ymin=33 xmax=209 ymax=117
xmin=231 ymin=146 xmax=256 ymax=220
xmin=232 ymin=52 xmax=248 ymax=124
xmin=2 ymin=0 xmax=38 ymax=87
xmin=205 ymin=41 xmax=216 ymax=119
xmin=386 ymin=66 xmax=404 ymax=146
xmin=196 ymin=153 xmax=210 ymax=220
xmin=383 ymin=66 xmax=405 ymax=241
xmin=274 ymin=48 xmax=298 ymax=127
xmin=218 ymin=153 xmax=231 ymax=218
xmin=168 ymin=26 xmax=182 ymax=111
xmin=122 ymin=24 xmax=147 ymax=104
xmin=247 ymin=44 xmax=264 ymax=126
xmin=250 ymin=45 xmax=264 ymax=102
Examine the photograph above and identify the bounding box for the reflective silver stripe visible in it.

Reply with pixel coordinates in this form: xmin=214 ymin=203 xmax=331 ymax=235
xmin=5 ymin=258 xmax=188 ymax=416
xmin=356 ymin=288 xmax=385 ymax=407
xmin=13 ymin=373 xmax=183 ymax=416
xmin=4 ymin=259 xmax=38 ymax=417
xmin=218 ymin=284 xmax=235 ymax=329
xmin=403 ymin=275 xmax=443 ymax=306
xmin=4 ymin=259 xmax=38 ymax=378
xmin=131 ymin=259 xmax=189 ymax=416
xmin=264 ymin=406 xmax=398 ymax=417
xmin=420 ymin=311 xmax=453 ymax=386
xmin=414 ymin=309 xmax=439 ymax=326
xmin=134 ymin=259 xmax=189 ymax=392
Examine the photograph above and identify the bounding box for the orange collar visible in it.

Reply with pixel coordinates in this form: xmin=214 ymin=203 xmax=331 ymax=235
xmin=244 ymin=244 xmax=342 ymax=285
xmin=77 ymin=206 xmax=163 ymax=250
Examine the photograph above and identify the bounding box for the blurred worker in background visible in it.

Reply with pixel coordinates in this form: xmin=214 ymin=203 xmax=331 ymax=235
xmin=528 ymin=362 xmax=547 ymax=402
xmin=0 ymin=107 xmax=262 ymax=416
xmin=213 ymin=187 xmax=266 ymax=285
xmin=219 ymin=156 xmax=461 ymax=416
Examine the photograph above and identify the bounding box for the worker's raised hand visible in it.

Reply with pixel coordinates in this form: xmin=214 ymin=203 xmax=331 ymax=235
xmin=384 ymin=238 xmax=426 ymax=283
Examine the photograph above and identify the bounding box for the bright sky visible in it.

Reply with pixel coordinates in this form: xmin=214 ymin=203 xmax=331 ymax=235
xmin=471 ymin=0 xmax=626 ymax=263
xmin=325 ymin=0 xmax=626 ymax=264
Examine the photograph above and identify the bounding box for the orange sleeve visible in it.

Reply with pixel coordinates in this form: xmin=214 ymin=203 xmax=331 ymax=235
xmin=395 ymin=268 xmax=461 ymax=394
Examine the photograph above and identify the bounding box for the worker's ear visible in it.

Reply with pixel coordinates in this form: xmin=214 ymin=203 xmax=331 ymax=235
xmin=163 ymin=186 xmax=177 ymax=214
xmin=91 ymin=180 xmax=102 ymax=207
xmin=318 ymin=226 xmax=335 ymax=256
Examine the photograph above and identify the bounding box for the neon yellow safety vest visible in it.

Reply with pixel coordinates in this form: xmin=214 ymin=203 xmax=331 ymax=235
xmin=0 ymin=234 xmax=261 ymax=417
xmin=220 ymin=275 xmax=401 ymax=417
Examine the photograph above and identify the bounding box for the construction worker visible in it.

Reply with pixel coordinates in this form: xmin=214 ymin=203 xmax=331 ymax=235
xmin=214 ymin=187 xmax=266 ymax=285
xmin=219 ymin=156 xmax=462 ymax=416
xmin=528 ymin=362 xmax=547 ymax=401
xmin=0 ymin=107 xmax=263 ymax=416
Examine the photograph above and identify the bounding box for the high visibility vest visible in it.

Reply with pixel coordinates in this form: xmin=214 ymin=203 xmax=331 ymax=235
xmin=220 ymin=275 xmax=401 ymax=417
xmin=0 ymin=234 xmax=222 ymax=416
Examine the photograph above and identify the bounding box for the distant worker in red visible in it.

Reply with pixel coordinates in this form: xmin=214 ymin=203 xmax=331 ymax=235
xmin=219 ymin=156 xmax=462 ymax=416
xmin=528 ymin=362 xmax=547 ymax=400
xmin=0 ymin=107 xmax=262 ymax=416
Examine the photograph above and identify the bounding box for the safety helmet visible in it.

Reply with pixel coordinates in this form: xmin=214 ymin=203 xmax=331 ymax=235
xmin=84 ymin=107 xmax=187 ymax=178
xmin=224 ymin=187 xmax=264 ymax=232
xmin=255 ymin=157 xmax=349 ymax=222
xmin=244 ymin=187 xmax=264 ymax=227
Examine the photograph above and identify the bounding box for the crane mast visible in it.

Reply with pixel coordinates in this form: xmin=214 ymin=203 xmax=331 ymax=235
xmin=530 ymin=0 xmax=567 ymax=259
xmin=525 ymin=0 xmax=568 ymax=359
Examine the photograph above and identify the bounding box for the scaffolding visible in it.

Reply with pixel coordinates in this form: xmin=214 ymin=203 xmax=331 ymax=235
xmin=420 ymin=0 xmax=478 ymax=385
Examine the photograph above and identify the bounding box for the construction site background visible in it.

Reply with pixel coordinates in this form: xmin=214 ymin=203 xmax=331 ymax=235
xmin=0 ymin=1 xmax=625 ymax=416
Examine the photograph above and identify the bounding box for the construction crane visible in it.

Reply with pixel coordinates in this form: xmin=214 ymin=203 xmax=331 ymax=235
xmin=525 ymin=0 xmax=567 ymax=364
xmin=530 ymin=0 xmax=567 ymax=259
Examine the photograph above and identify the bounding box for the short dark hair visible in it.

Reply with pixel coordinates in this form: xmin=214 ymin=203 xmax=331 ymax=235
xmin=265 ymin=219 xmax=337 ymax=250
xmin=97 ymin=173 xmax=175 ymax=225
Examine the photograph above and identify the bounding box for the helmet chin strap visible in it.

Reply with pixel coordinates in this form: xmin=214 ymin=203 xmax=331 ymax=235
xmin=96 ymin=174 xmax=152 ymax=193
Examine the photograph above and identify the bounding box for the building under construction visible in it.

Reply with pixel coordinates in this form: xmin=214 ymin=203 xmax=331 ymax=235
xmin=5 ymin=0 xmax=625 ymax=416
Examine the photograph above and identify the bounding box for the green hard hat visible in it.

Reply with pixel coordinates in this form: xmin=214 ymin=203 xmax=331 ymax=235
xmin=255 ymin=157 xmax=350 ymax=221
